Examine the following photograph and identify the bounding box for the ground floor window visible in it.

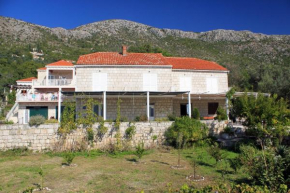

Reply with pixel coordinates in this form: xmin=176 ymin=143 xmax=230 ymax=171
xmin=149 ymin=104 xmax=155 ymax=120
xmin=27 ymin=106 xmax=48 ymax=119
xmin=93 ymin=104 xmax=103 ymax=117
xmin=208 ymin=102 xmax=219 ymax=114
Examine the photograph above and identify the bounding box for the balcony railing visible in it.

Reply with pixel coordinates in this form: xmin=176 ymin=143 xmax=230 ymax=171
xmin=17 ymin=92 xmax=63 ymax=102
xmin=32 ymin=79 xmax=75 ymax=86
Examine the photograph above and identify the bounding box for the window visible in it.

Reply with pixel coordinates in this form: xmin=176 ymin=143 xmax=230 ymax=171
xmin=206 ymin=77 xmax=218 ymax=93
xmin=143 ymin=73 xmax=157 ymax=91
xmin=92 ymin=73 xmax=107 ymax=91
xmin=179 ymin=77 xmax=192 ymax=92
xmin=149 ymin=104 xmax=155 ymax=120
xmin=208 ymin=102 xmax=219 ymax=114
xmin=94 ymin=104 xmax=103 ymax=117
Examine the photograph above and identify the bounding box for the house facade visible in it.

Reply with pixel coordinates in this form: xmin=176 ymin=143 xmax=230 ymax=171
xmin=11 ymin=46 xmax=229 ymax=123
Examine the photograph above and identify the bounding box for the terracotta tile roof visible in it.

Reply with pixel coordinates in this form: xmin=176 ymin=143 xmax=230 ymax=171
xmin=77 ymin=52 xmax=169 ymax=66
xmin=16 ymin=77 xmax=37 ymax=82
xmin=165 ymin=57 xmax=228 ymax=71
xmin=46 ymin=60 xmax=74 ymax=67
xmin=37 ymin=67 xmax=47 ymax=70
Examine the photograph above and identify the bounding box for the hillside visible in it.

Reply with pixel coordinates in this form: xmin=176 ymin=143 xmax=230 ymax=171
xmin=0 ymin=16 xmax=289 ymax=99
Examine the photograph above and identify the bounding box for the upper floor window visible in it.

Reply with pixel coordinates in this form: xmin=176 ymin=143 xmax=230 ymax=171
xmin=92 ymin=73 xmax=107 ymax=91
xmin=179 ymin=77 xmax=192 ymax=92
xmin=143 ymin=73 xmax=157 ymax=91
xmin=206 ymin=77 xmax=218 ymax=93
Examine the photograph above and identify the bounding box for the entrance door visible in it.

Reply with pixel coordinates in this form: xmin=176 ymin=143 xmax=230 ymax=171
xmin=28 ymin=107 xmax=48 ymax=119
xmin=180 ymin=104 xmax=187 ymax=116
xmin=149 ymin=104 xmax=155 ymax=121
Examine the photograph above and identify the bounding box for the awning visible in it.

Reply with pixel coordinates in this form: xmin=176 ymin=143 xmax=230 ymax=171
xmin=61 ymin=91 xmax=188 ymax=97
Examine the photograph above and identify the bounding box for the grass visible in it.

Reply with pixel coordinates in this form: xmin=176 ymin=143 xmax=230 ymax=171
xmin=0 ymin=147 xmax=249 ymax=192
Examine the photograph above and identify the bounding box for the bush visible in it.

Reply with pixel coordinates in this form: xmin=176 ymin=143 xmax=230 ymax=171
xmin=29 ymin=115 xmax=45 ymax=126
xmin=98 ymin=121 xmax=108 ymax=136
xmin=135 ymin=115 xmax=147 ymax=122
xmin=63 ymin=152 xmax=75 ymax=166
xmin=4 ymin=120 xmax=14 ymax=124
xmin=44 ymin=119 xmax=58 ymax=124
xmin=125 ymin=124 xmax=136 ymax=140
xmin=191 ymin=108 xmax=200 ymax=120
xmin=223 ymin=126 xmax=234 ymax=136
xmin=215 ymin=106 xmax=228 ymax=121
xmin=165 ymin=116 xmax=208 ymax=148
xmin=228 ymin=157 xmax=242 ymax=173
xmin=120 ymin=116 xmax=128 ymax=122
xmin=167 ymin=114 xmax=176 ymax=121
xmin=155 ymin=117 xmax=169 ymax=122
xmin=208 ymin=142 xmax=223 ymax=165
xmin=135 ymin=142 xmax=145 ymax=160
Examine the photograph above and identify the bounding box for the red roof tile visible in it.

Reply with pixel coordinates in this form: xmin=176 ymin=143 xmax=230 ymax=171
xmin=38 ymin=67 xmax=47 ymax=70
xmin=17 ymin=77 xmax=37 ymax=82
xmin=165 ymin=57 xmax=228 ymax=71
xmin=77 ymin=52 xmax=169 ymax=66
xmin=46 ymin=60 xmax=74 ymax=67
xmin=76 ymin=52 xmax=228 ymax=71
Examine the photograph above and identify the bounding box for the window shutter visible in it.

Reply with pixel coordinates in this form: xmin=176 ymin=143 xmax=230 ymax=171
xmin=206 ymin=78 xmax=218 ymax=93
xmin=143 ymin=73 xmax=157 ymax=91
xmin=150 ymin=74 xmax=157 ymax=91
xmin=92 ymin=73 xmax=107 ymax=91
xmin=180 ymin=77 xmax=191 ymax=92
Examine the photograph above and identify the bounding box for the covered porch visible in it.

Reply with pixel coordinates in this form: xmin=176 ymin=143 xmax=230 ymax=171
xmin=60 ymin=91 xmax=229 ymax=122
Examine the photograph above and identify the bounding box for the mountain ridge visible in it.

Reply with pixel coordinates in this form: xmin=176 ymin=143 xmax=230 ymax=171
xmin=1 ymin=16 xmax=289 ymax=43
xmin=0 ymin=16 xmax=289 ymax=99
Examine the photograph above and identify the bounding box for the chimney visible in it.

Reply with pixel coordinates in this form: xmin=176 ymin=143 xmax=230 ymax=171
xmin=122 ymin=45 xmax=127 ymax=56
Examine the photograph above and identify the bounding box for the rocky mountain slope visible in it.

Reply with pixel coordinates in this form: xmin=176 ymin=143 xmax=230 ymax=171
xmin=0 ymin=16 xmax=289 ymax=98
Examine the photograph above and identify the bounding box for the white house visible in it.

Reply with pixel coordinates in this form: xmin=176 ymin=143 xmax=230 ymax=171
xmin=10 ymin=46 xmax=229 ymax=123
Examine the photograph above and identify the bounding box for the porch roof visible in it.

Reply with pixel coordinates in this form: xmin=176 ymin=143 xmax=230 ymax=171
xmin=61 ymin=91 xmax=188 ymax=97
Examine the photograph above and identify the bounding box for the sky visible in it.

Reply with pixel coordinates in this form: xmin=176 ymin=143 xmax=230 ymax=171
xmin=0 ymin=0 xmax=290 ymax=35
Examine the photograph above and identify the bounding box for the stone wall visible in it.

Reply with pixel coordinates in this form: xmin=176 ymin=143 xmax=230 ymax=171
xmin=0 ymin=124 xmax=58 ymax=151
xmin=0 ymin=120 xmax=228 ymax=151
xmin=0 ymin=122 xmax=173 ymax=151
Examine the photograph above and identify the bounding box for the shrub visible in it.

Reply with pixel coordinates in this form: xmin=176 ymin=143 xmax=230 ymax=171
xmin=4 ymin=120 xmax=14 ymax=124
xmin=135 ymin=142 xmax=145 ymax=160
xmin=63 ymin=152 xmax=75 ymax=166
xmin=87 ymin=127 xmax=94 ymax=141
xmin=135 ymin=115 xmax=147 ymax=122
xmin=208 ymin=142 xmax=223 ymax=165
xmin=120 ymin=116 xmax=128 ymax=122
xmin=223 ymin=126 xmax=234 ymax=136
xmin=98 ymin=120 xmax=108 ymax=136
xmin=167 ymin=114 xmax=176 ymax=121
xmin=29 ymin=115 xmax=45 ymax=126
xmin=125 ymin=124 xmax=136 ymax=140
xmin=44 ymin=119 xmax=58 ymax=124
xmin=215 ymin=106 xmax=228 ymax=121
xmin=228 ymin=157 xmax=242 ymax=173
xmin=165 ymin=116 xmax=208 ymax=147
xmin=191 ymin=108 xmax=200 ymax=120
xmin=155 ymin=117 xmax=169 ymax=122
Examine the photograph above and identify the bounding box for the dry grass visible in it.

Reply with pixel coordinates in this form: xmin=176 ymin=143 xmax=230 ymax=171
xmin=0 ymin=147 xmax=246 ymax=193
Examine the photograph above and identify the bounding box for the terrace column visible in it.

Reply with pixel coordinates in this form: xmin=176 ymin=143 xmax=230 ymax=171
xmin=72 ymin=68 xmax=75 ymax=83
xmin=103 ymin=91 xmax=107 ymax=120
xmin=46 ymin=69 xmax=49 ymax=86
xmin=58 ymin=87 xmax=62 ymax=122
xmin=226 ymin=97 xmax=229 ymax=120
xmin=188 ymin=91 xmax=191 ymax=118
xmin=147 ymin=91 xmax=150 ymax=121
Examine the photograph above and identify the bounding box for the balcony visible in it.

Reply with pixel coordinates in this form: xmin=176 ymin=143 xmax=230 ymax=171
xmin=32 ymin=79 xmax=75 ymax=87
xmin=16 ymin=92 xmax=63 ymax=102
